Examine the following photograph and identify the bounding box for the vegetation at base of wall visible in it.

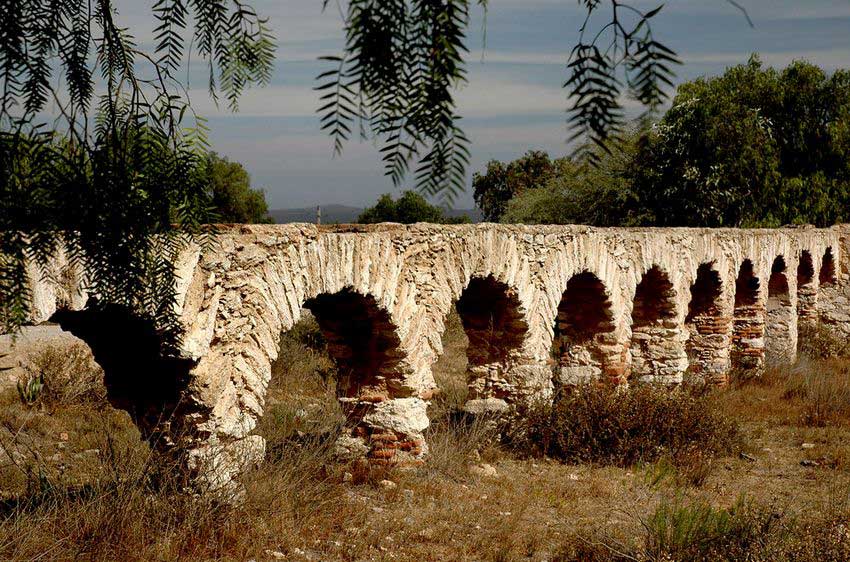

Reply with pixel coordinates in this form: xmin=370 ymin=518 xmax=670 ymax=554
xmin=556 ymin=495 xmax=850 ymax=562
xmin=519 ymin=384 xmax=739 ymax=468
xmin=17 ymin=344 xmax=106 ymax=409
xmin=6 ymin=318 xmax=850 ymax=560
xmin=357 ymin=191 xmax=472 ymax=224
xmin=479 ymin=56 xmax=850 ymax=228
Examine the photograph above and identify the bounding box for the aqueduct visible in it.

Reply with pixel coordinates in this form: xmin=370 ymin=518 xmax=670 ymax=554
xmin=19 ymin=223 xmax=850 ymax=490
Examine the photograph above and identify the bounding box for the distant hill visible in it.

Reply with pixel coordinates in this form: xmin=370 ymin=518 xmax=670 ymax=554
xmin=270 ymin=205 xmax=483 ymax=224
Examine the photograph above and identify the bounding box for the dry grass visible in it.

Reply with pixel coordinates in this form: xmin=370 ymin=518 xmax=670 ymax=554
xmin=3 ymin=318 xmax=850 ymax=560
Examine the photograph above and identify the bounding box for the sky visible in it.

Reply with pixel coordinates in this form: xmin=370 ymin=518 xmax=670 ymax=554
xmin=112 ymin=0 xmax=850 ymax=209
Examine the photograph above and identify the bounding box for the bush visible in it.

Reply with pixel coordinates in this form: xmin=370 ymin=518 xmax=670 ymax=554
xmin=19 ymin=343 xmax=106 ymax=408
xmin=523 ymin=384 xmax=738 ymax=467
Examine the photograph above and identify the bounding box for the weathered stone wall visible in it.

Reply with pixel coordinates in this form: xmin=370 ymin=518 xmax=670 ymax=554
xmin=17 ymin=223 xmax=850 ymax=490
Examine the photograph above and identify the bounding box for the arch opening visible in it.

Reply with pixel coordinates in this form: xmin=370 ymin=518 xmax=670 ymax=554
xmin=731 ymin=260 xmax=764 ymax=374
xmin=796 ymin=251 xmax=817 ymax=331
xmin=765 ymin=256 xmax=796 ymax=366
xmin=684 ymin=263 xmax=730 ymax=385
xmin=820 ymin=247 xmax=836 ymax=287
xmin=302 ymin=288 xmax=425 ymax=464
xmin=629 ymin=265 xmax=686 ymax=384
xmin=552 ymin=272 xmax=618 ymax=386
xmin=50 ymin=305 xmax=196 ymax=445
xmin=455 ymin=275 xmax=528 ymax=410
xmin=303 ymin=288 xmax=404 ymax=403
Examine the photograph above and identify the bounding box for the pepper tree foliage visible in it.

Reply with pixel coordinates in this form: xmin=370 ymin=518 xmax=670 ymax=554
xmin=317 ymin=0 xmax=694 ymax=200
xmin=2 ymin=0 xmax=725 ymax=342
xmin=0 ymin=0 xmax=275 ymax=344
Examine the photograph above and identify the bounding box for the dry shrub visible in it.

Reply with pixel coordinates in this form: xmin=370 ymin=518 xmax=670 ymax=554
xmin=429 ymin=309 xmax=469 ymax=421
xmin=20 ymin=343 xmax=106 ymax=408
xmin=0 ymin=410 xmax=353 ymax=561
xmin=269 ymin=314 xmax=338 ymax=396
xmin=780 ymin=357 xmax=850 ymax=427
xmin=423 ymin=413 xmax=501 ymax=479
xmin=523 ymin=384 xmax=738 ymax=468
xmin=799 ymin=324 xmax=850 ymax=360
xmin=557 ymin=495 xmax=850 ymax=562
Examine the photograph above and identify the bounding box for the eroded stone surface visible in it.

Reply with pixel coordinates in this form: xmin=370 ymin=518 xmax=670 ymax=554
xmin=17 ymin=223 xmax=850 ymax=490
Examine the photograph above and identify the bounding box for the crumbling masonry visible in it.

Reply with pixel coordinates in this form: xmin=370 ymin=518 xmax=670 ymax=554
xmin=19 ymin=224 xmax=850 ymax=489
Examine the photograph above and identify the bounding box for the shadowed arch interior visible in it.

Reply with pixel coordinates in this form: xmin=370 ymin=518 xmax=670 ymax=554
xmin=304 ymin=288 xmax=404 ymax=401
xmin=51 ymin=305 xmax=196 ymax=447
xmin=456 ymin=276 xmax=527 ymax=364
xmin=552 ymin=271 xmax=616 ymax=385
xmin=820 ymin=247 xmax=836 ymax=286
xmin=685 ymin=263 xmax=729 ymax=384
xmin=629 ymin=265 xmax=685 ymax=383
xmin=797 ymin=251 xmax=817 ymax=329
xmin=455 ymin=275 xmax=529 ymax=405
xmin=731 ymin=259 xmax=764 ymax=373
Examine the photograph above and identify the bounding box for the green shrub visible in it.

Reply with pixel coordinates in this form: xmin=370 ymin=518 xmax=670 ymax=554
xmin=644 ymin=496 xmax=780 ymax=561
xmin=523 ymin=384 xmax=738 ymax=466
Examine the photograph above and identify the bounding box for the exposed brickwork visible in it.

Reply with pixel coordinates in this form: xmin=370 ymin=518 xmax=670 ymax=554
xmin=19 ymin=223 xmax=850 ymax=491
xmin=629 ymin=266 xmax=687 ymax=384
xmin=552 ymin=272 xmax=621 ymax=387
xmin=732 ymin=260 xmax=766 ymax=377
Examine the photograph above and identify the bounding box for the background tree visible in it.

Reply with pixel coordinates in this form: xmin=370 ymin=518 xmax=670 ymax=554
xmin=501 ymin=136 xmax=639 ymax=226
xmin=207 ymin=153 xmax=273 ymax=224
xmin=491 ymin=57 xmax=850 ymax=228
xmin=357 ymin=191 xmax=471 ymax=224
xmin=630 ymin=56 xmax=850 ymax=227
xmin=472 ymin=150 xmax=556 ymax=222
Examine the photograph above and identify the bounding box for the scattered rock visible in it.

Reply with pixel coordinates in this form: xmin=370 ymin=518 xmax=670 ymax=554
xmin=801 ymin=443 xmax=816 ymax=450
xmin=59 ymin=432 xmax=69 ymax=441
xmin=740 ymin=452 xmax=757 ymax=462
xmin=568 ymin=473 xmax=580 ymax=481
xmin=469 ymin=463 xmax=498 ymax=478
xmin=379 ymin=479 xmax=397 ymax=490
xmin=264 ymin=550 xmax=286 ymax=559
xmin=342 ymin=471 xmax=353 ymax=483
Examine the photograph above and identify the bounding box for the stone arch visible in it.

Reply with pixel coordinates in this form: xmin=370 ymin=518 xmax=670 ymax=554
xmin=820 ymin=247 xmax=836 ymax=287
xmin=731 ymin=259 xmax=764 ymax=375
xmin=304 ymin=288 xmax=405 ymax=403
xmin=765 ymin=256 xmax=796 ymax=366
xmin=629 ymin=265 xmax=687 ymax=384
xmin=796 ymin=251 xmax=817 ymax=330
xmin=551 ymin=271 xmax=618 ymax=387
xmin=455 ymin=275 xmax=529 ymax=414
xmin=684 ymin=263 xmax=730 ymax=385
xmin=301 ymin=288 xmax=426 ymax=465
